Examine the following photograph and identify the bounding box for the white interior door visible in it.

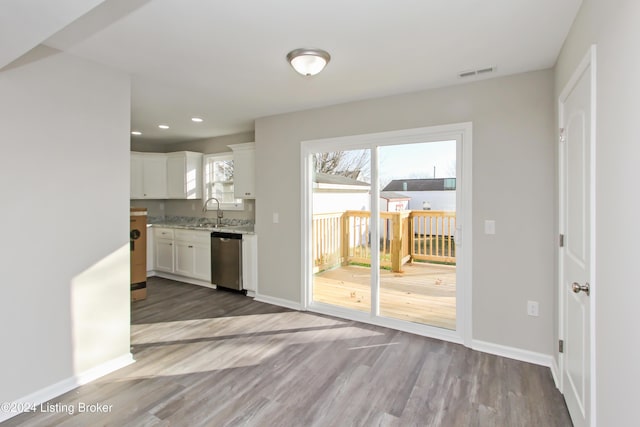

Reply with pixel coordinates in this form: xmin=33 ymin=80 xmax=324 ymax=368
xmin=559 ymin=46 xmax=595 ymax=427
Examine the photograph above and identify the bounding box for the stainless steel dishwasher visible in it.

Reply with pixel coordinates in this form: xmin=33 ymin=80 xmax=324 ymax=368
xmin=211 ymin=232 xmax=243 ymax=291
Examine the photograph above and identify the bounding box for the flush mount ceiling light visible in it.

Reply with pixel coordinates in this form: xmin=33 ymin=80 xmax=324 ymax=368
xmin=158 ymin=124 xmax=170 ymax=129
xmin=131 ymin=131 xmax=142 ymax=136
xmin=286 ymin=48 xmax=331 ymax=76
xmin=191 ymin=117 xmax=203 ymax=123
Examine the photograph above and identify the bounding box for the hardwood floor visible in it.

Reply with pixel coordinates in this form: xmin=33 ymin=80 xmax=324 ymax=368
xmin=314 ymin=263 xmax=457 ymax=329
xmin=2 ymin=277 xmax=571 ymax=427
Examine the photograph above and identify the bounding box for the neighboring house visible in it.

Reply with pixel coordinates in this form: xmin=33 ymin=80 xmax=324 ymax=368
xmin=379 ymin=191 xmax=410 ymax=212
xmin=313 ymin=172 xmax=370 ymax=214
xmin=383 ymin=178 xmax=456 ymax=211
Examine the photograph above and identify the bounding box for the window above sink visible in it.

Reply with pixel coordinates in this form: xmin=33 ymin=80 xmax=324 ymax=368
xmin=203 ymin=153 xmax=244 ymax=211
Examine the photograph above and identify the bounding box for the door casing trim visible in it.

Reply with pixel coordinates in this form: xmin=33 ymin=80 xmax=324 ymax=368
xmin=300 ymin=122 xmax=473 ymax=347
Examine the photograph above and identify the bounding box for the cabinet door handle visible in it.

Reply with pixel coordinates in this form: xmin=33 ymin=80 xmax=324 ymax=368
xmin=188 ymin=245 xmax=193 ymax=248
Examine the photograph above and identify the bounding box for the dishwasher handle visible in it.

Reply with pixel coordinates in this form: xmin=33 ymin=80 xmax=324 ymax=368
xmin=211 ymin=231 xmax=242 ymax=240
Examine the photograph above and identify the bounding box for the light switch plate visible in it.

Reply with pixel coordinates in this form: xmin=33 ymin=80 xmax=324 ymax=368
xmin=484 ymin=220 xmax=496 ymax=235
xmin=527 ymin=301 xmax=539 ymax=317
xmin=273 ymin=212 xmax=279 ymax=224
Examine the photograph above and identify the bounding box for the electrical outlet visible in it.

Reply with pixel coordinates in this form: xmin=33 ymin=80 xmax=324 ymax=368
xmin=527 ymin=301 xmax=539 ymax=317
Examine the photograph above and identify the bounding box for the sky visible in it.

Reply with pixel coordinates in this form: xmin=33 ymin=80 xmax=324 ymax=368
xmin=337 ymin=140 xmax=457 ymax=187
xmin=379 ymin=140 xmax=456 ymax=187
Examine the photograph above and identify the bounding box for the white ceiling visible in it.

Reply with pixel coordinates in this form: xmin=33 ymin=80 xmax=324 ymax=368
xmin=0 ymin=0 xmax=108 ymax=69
xmin=15 ymin=0 xmax=583 ymax=143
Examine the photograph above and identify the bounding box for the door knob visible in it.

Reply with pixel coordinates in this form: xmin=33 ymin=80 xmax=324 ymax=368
xmin=571 ymin=282 xmax=590 ymax=296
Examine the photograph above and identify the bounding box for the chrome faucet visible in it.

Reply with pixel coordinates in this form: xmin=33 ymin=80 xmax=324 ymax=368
xmin=203 ymin=197 xmax=224 ymax=225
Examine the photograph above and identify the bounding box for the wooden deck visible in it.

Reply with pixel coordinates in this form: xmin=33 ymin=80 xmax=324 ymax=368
xmin=313 ymin=262 xmax=456 ymax=330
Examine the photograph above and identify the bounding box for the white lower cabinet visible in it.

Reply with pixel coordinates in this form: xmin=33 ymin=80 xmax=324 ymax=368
xmin=174 ymin=241 xmax=195 ymax=277
xmin=151 ymin=226 xmax=255 ymax=290
xmin=153 ymin=227 xmax=211 ymax=282
xmin=146 ymin=225 xmax=155 ymax=274
xmin=154 ymin=228 xmax=175 ymax=273
xmin=175 ymin=240 xmax=211 ymax=281
xmin=242 ymin=234 xmax=258 ymax=293
xmin=155 ymin=240 xmax=175 ymax=272
xmin=192 ymin=242 xmax=212 ymax=281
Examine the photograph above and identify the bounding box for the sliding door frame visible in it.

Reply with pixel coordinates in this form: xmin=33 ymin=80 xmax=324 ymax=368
xmin=301 ymin=122 xmax=473 ymax=346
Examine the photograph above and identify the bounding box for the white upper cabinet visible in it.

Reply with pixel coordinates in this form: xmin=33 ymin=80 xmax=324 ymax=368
xmin=167 ymin=152 xmax=202 ymax=199
xmin=130 ymin=153 xmax=144 ymax=198
xmin=131 ymin=151 xmax=202 ymax=200
xmin=130 ymin=152 xmax=168 ymax=199
xmin=228 ymin=143 xmax=256 ymax=199
xmin=142 ymin=155 xmax=168 ymax=198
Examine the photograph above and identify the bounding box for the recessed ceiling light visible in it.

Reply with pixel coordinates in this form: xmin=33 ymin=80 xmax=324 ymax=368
xmin=158 ymin=124 xmax=170 ymax=129
xmin=131 ymin=131 xmax=142 ymax=136
xmin=191 ymin=117 xmax=203 ymax=123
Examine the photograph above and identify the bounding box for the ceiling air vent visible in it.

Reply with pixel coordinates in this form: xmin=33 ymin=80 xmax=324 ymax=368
xmin=458 ymin=66 xmax=496 ymax=79
xmin=458 ymin=70 xmax=477 ymax=78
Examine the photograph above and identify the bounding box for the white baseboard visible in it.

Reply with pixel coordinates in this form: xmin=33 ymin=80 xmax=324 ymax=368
xmin=254 ymin=293 xmax=303 ymax=311
xmin=152 ymin=272 xmax=216 ymax=289
xmin=550 ymin=357 xmax=561 ymax=390
xmin=0 ymin=353 xmax=134 ymax=423
xmin=472 ymin=339 xmax=554 ymax=368
xmin=75 ymin=353 xmax=135 ymax=386
xmin=254 ymin=298 xmax=556 ymax=374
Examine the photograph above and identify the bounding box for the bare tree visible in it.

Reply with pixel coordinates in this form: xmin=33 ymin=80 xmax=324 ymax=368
xmin=216 ymin=159 xmax=234 ymax=181
xmin=313 ymin=150 xmax=370 ymax=181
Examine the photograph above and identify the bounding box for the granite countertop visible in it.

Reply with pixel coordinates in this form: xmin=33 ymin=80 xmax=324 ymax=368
xmin=147 ymin=216 xmax=255 ymax=234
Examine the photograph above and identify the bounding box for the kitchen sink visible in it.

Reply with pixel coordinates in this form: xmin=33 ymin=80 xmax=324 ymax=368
xmin=194 ymin=223 xmax=242 ymax=229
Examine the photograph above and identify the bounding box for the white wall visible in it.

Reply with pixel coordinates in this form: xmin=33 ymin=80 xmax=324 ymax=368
xmin=314 ymin=192 xmax=370 ymax=214
xmin=555 ymin=0 xmax=640 ymax=425
xmin=255 ymin=69 xmax=555 ymax=355
xmin=404 ymin=191 xmax=456 ymax=211
xmin=0 ymin=46 xmax=131 ymax=408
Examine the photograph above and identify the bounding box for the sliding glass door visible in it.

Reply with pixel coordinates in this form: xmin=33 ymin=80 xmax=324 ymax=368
xmin=377 ymin=141 xmax=457 ymax=329
xmin=311 ymin=149 xmax=372 ymax=313
xmin=303 ymin=124 xmax=470 ymax=339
